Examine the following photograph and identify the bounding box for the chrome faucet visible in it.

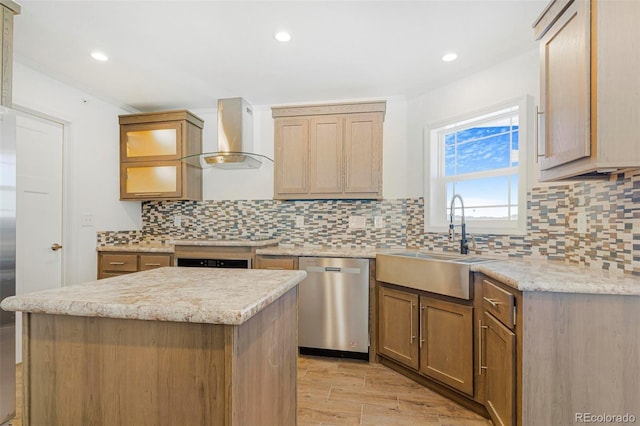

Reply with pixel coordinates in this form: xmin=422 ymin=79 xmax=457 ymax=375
xmin=449 ymin=193 xmax=469 ymax=255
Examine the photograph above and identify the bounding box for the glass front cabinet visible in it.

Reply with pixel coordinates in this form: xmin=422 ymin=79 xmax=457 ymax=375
xmin=119 ymin=110 xmax=203 ymax=201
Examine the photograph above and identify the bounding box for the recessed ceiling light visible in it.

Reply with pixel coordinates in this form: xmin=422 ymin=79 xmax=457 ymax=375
xmin=274 ymin=31 xmax=292 ymax=42
xmin=90 ymin=51 xmax=109 ymax=62
xmin=442 ymin=52 xmax=458 ymax=62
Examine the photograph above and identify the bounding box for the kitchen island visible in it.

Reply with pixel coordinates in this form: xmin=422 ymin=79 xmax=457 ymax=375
xmin=0 ymin=267 xmax=306 ymax=426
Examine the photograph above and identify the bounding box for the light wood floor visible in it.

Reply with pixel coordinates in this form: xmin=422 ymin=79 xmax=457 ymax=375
xmin=9 ymin=356 xmax=492 ymax=425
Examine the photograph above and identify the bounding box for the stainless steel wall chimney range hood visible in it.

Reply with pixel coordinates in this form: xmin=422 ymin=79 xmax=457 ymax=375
xmin=182 ymin=97 xmax=273 ymax=169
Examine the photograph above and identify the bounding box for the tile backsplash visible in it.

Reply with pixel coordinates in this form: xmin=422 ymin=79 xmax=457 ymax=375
xmin=98 ymin=173 xmax=640 ymax=275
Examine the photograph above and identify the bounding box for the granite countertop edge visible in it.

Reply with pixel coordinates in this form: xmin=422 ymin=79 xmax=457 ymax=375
xmin=1 ymin=268 xmax=307 ymax=325
xmin=473 ymin=259 xmax=640 ymax=296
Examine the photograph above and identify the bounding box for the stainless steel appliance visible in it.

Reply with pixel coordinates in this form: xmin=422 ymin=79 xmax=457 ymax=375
xmin=0 ymin=107 xmax=17 ymax=424
xmin=298 ymin=257 xmax=369 ymax=360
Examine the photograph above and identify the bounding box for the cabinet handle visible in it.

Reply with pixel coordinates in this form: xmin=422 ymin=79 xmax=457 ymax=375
xmin=535 ymin=106 xmax=545 ymax=162
xmin=410 ymin=303 xmax=416 ymax=344
xmin=144 ymin=263 xmax=162 ymax=266
xmin=483 ymin=297 xmax=501 ymax=307
xmin=109 ymin=262 xmax=126 ymax=265
xmin=479 ymin=319 xmax=488 ymax=375
xmin=419 ymin=304 xmax=425 ymax=349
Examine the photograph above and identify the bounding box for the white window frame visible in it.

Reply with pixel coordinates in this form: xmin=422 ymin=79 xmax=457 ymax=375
xmin=424 ymin=95 xmax=531 ymax=235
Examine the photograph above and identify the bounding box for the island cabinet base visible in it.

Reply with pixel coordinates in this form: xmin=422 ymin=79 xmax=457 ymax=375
xmin=21 ymin=287 xmax=298 ymax=426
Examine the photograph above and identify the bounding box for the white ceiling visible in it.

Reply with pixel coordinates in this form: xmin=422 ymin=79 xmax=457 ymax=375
xmin=13 ymin=0 xmax=547 ymax=111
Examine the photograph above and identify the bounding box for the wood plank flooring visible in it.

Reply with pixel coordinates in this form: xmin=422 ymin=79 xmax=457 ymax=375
xmin=298 ymin=356 xmax=492 ymax=426
xmin=9 ymin=356 xmax=492 ymax=425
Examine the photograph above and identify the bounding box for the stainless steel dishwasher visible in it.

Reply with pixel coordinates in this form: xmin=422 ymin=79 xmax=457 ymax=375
xmin=298 ymin=257 xmax=369 ymax=360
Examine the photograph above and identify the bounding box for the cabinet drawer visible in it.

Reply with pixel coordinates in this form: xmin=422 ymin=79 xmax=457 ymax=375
xmin=256 ymin=256 xmax=297 ymax=270
xmin=482 ymin=279 xmax=516 ymax=330
xmin=101 ymin=254 xmax=138 ymax=272
xmin=140 ymin=254 xmax=172 ymax=271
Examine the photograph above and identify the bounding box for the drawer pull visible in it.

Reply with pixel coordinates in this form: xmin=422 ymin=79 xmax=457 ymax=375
xmin=109 ymin=262 xmax=126 ymax=265
xmin=483 ymin=297 xmax=501 ymax=307
xmin=144 ymin=263 xmax=162 ymax=266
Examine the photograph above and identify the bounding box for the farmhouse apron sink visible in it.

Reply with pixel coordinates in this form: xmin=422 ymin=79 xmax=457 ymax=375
xmin=376 ymin=251 xmax=500 ymax=300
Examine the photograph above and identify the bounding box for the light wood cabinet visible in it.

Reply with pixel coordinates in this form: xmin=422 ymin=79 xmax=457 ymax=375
xmin=478 ymin=277 xmax=519 ymax=426
xmin=482 ymin=311 xmax=516 ymax=426
xmin=119 ymin=110 xmax=203 ymax=200
xmin=419 ymin=297 xmax=474 ymax=396
xmin=272 ymin=101 xmax=385 ymax=200
xmin=98 ymin=251 xmax=174 ymax=279
xmin=254 ymin=255 xmax=298 ymax=270
xmin=378 ymin=284 xmax=474 ymax=396
xmin=344 ymin=113 xmax=383 ymax=194
xmin=274 ymin=118 xmax=309 ymax=195
xmin=535 ymin=0 xmax=640 ymax=180
xmin=378 ymin=285 xmax=419 ymax=370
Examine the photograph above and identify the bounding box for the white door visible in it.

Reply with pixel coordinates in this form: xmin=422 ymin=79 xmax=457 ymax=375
xmin=15 ymin=111 xmax=64 ymax=362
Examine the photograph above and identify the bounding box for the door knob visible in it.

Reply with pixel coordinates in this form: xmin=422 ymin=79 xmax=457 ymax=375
xmin=51 ymin=243 xmax=63 ymax=251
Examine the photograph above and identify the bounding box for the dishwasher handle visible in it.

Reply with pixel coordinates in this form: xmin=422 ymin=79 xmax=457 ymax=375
xmin=305 ymin=265 xmax=362 ymax=274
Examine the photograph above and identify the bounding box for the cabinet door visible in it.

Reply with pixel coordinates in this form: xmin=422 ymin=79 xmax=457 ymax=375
xmin=378 ymin=286 xmax=419 ymax=370
xmin=539 ymin=1 xmax=591 ymax=171
xmin=309 ymin=115 xmax=343 ymax=194
xmin=343 ymin=113 xmax=382 ymax=195
xmin=483 ymin=311 xmax=516 ymax=426
xmin=121 ymin=121 xmax=182 ymax=162
xmin=120 ymin=161 xmax=182 ymax=200
xmin=274 ymin=117 xmax=309 ymax=196
xmin=419 ymin=296 xmax=474 ymax=396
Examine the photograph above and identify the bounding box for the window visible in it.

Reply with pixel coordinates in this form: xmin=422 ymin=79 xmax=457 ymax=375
xmin=424 ymin=97 xmax=530 ymax=235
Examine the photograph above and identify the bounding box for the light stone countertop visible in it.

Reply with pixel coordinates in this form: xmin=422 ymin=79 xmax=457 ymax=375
xmin=256 ymin=244 xmax=379 ymax=259
xmin=93 ymin=241 xmax=640 ymax=296
xmin=97 ymin=242 xmax=174 ymax=253
xmin=0 ymin=267 xmax=307 ymax=325
xmin=172 ymin=238 xmax=281 ymax=247
xmin=474 ymin=258 xmax=640 ymax=296
xmin=97 ymin=238 xmax=281 ymax=253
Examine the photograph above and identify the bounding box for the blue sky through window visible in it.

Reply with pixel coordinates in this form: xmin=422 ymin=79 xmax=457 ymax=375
xmin=442 ymin=112 xmax=519 ymax=220
xmin=445 ymin=126 xmax=519 ymax=176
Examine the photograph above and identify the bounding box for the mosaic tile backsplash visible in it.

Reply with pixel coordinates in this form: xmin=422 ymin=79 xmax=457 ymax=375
xmin=98 ymin=173 xmax=640 ymax=275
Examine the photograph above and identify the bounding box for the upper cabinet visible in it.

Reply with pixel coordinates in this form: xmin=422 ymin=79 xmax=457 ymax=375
xmin=272 ymin=101 xmax=385 ymax=200
xmin=534 ymin=0 xmax=640 ymax=181
xmin=119 ymin=110 xmax=203 ymax=201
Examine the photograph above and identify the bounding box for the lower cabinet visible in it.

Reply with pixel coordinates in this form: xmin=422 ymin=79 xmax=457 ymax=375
xmin=378 ymin=286 xmax=419 ymax=369
xmin=254 ymin=255 xmax=298 ymax=270
xmin=379 ymin=271 xmax=640 ymax=426
xmin=378 ymin=284 xmax=474 ymax=395
xmin=480 ymin=276 xmax=518 ymax=426
xmin=420 ymin=297 xmax=474 ymax=396
xmin=482 ymin=311 xmax=516 ymax=426
xmin=98 ymin=252 xmax=174 ymax=279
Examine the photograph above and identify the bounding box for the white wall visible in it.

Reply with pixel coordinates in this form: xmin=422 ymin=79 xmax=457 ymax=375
xmin=13 ymin=62 xmax=141 ymax=285
xmin=195 ymin=96 xmax=409 ymax=201
xmin=406 ymin=49 xmax=540 ymax=197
